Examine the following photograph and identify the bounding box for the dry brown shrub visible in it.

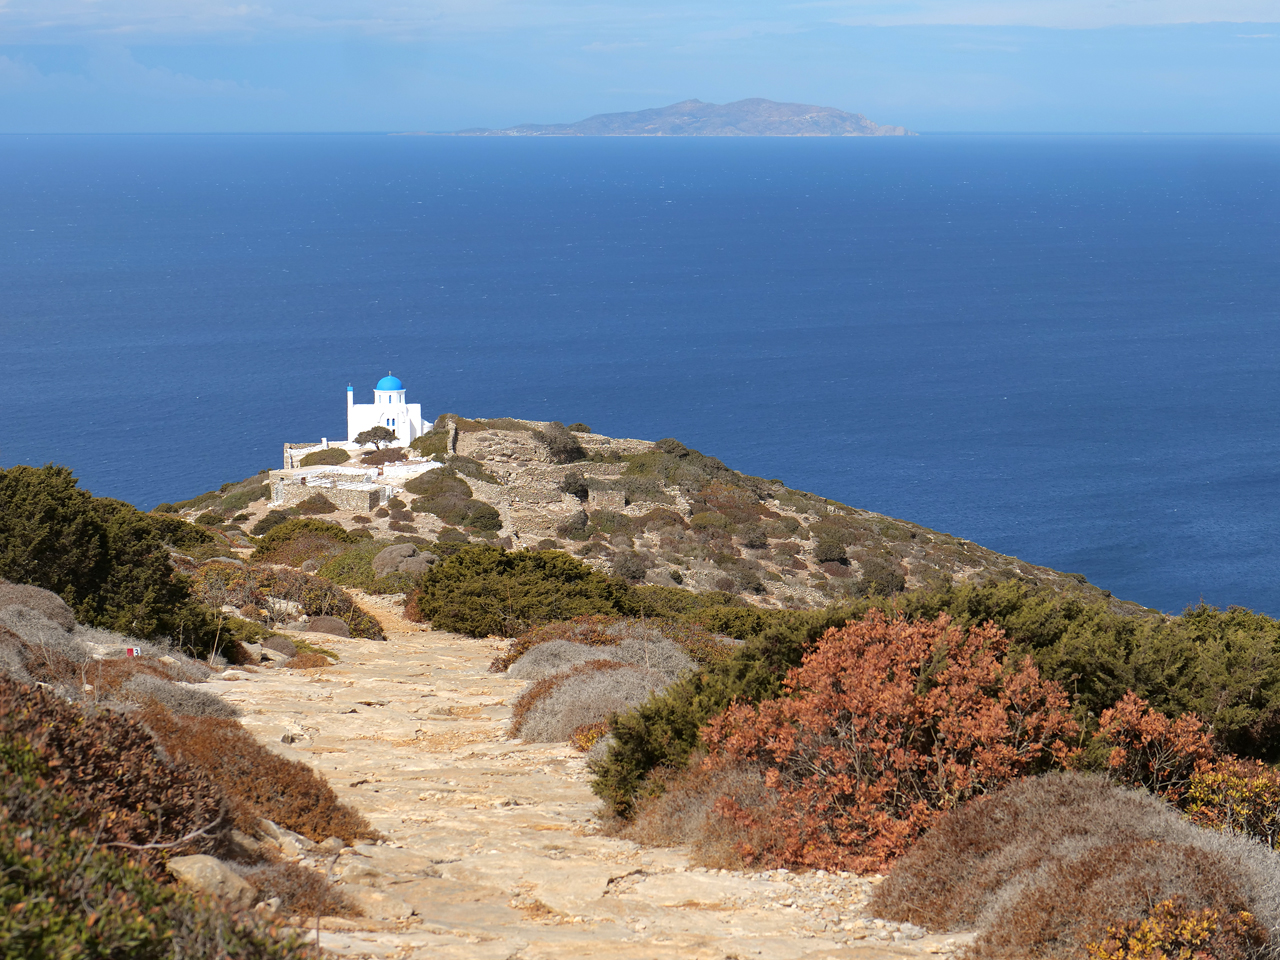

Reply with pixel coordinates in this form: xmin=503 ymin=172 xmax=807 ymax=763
xmin=972 ymin=841 xmax=1260 ymax=960
xmin=619 ymin=759 xmax=781 ymax=870
xmin=510 ymin=660 xmax=626 ymax=737
xmin=284 ymin=652 xmax=333 ymax=669
xmin=870 ymin=773 xmax=1280 ymax=960
xmin=141 ymin=707 xmax=379 ymax=844
xmin=0 ymin=677 xmax=232 ymax=863
xmin=242 ymin=862 xmax=361 ymax=919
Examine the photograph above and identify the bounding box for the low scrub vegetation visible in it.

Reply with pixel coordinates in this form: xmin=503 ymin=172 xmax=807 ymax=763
xmin=298 ymin=448 xmax=350 ymax=467
xmin=0 ymin=465 xmax=222 ymax=655
xmin=869 ymin=773 xmax=1280 ymax=960
xmin=405 ymin=467 xmax=503 ymax=531
xmin=250 ymin=517 xmax=367 ymax=566
xmin=695 ymin=612 xmax=1077 ymax=872
xmin=142 ymin=707 xmax=378 ymax=844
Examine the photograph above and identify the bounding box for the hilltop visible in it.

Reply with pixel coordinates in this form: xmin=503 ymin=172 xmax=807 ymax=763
xmin=437 ymin=98 xmax=914 ymax=137
xmin=185 ymin=415 xmax=1139 ymax=617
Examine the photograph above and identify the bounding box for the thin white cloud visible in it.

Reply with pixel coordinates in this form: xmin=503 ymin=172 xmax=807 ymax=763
xmin=0 ymin=0 xmax=1276 ymax=41
xmin=819 ymin=0 xmax=1280 ymax=28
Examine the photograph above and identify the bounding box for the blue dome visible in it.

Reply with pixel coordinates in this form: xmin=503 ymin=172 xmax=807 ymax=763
xmin=376 ymin=375 xmax=403 ymax=391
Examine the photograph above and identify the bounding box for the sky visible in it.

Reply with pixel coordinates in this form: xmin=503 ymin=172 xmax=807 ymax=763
xmin=0 ymin=1 xmax=1278 ymax=133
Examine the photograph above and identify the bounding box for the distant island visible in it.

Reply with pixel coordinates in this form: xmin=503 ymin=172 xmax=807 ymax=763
xmin=417 ymin=98 xmax=914 ymax=137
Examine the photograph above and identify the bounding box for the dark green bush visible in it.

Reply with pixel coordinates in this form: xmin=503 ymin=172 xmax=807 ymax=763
xmin=404 ymin=468 xmax=497 ymax=528
xmin=150 ymin=514 xmax=216 ymax=548
xmin=409 ymin=429 xmax=449 ymax=458
xmin=532 ymin=421 xmax=586 ymax=464
xmin=568 ymin=423 xmax=591 ymax=433
xmin=858 ymin=556 xmax=907 ymax=596
xmin=299 ymin=448 xmax=350 ymax=467
xmin=0 ymin=465 xmax=217 ymax=652
xmin=560 ymin=469 xmax=590 ymax=501
xmin=406 ymin=545 xmax=630 ymax=636
xmin=196 ymin=511 xmax=224 ymax=526
xmin=467 ymin=503 xmax=503 ymax=532
xmin=153 ymin=502 xmax=178 ymax=514
xmin=813 ymin=538 xmax=846 ymax=563
xmin=250 ymin=508 xmax=296 ymax=536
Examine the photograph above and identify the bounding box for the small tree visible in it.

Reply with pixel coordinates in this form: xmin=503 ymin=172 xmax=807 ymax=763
xmin=355 ymin=426 xmax=397 ymax=450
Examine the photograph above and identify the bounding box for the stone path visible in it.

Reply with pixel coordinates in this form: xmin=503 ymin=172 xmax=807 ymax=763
xmin=212 ymin=593 xmax=967 ymax=960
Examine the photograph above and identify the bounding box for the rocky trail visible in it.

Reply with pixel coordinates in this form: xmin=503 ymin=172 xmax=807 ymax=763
xmin=213 ymin=593 xmax=967 ymax=960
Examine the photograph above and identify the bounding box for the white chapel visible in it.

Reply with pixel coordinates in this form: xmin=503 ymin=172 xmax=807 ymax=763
xmin=347 ymin=373 xmax=427 ymax=445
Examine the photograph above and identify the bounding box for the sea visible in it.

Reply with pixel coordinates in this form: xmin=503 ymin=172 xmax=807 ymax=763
xmin=2 ymin=133 xmax=1279 ymax=616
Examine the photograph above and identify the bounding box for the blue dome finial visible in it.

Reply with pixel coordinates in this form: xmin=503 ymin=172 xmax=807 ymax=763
xmin=376 ymin=373 xmax=404 ymax=391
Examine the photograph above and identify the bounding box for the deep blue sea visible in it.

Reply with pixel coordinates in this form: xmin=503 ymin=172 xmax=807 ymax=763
xmin=2 ymin=134 xmax=1279 ymax=615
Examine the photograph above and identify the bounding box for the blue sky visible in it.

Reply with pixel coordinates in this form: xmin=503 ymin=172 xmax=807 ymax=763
xmin=0 ymin=1 xmax=1278 ymax=132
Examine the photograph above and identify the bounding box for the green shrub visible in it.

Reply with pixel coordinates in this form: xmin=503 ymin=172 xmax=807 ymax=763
xmin=406 ymin=545 xmax=629 ymax=637
xmin=250 ymin=518 xmax=364 ymax=563
xmin=150 ymin=514 xmax=216 ymax=548
xmin=317 ymin=543 xmax=416 ymax=595
xmin=409 ymin=429 xmax=449 ymax=458
xmin=196 ymin=511 xmax=224 ymax=526
xmin=568 ymin=423 xmax=591 ymax=433
xmin=361 ymin=447 xmax=405 ymax=466
xmin=250 ymin=508 xmax=295 ymax=536
xmin=813 ymin=538 xmax=845 ymax=563
xmin=153 ymin=502 xmax=178 ymax=514
xmin=299 ymin=447 xmax=351 ymax=467
xmin=218 ymin=482 xmax=269 ymax=513
xmin=405 ymin=467 xmax=500 ymax=529
xmin=560 ymin=469 xmax=589 ymax=501
xmin=0 ymin=466 xmax=217 ymax=652
xmin=532 ymin=421 xmax=586 ymax=464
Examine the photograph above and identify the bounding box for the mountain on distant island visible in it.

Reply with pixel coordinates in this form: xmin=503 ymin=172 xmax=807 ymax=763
xmin=440 ymin=98 xmax=914 ymax=137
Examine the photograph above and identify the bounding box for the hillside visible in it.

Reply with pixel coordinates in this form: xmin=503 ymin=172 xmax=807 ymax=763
xmin=194 ymin=416 xmax=1142 ymax=617
xmin=445 ymin=98 xmax=914 ymax=137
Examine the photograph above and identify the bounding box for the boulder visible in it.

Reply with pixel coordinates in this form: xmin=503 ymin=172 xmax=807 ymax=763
xmin=308 ymin=616 xmax=350 ymax=638
xmin=397 ymin=555 xmax=436 ymax=576
xmin=167 ymin=855 xmax=256 ymax=910
xmin=261 ymin=634 xmax=298 ymax=658
xmin=372 ymin=544 xmax=417 ymax=578
xmin=0 ymin=583 xmax=75 ymax=632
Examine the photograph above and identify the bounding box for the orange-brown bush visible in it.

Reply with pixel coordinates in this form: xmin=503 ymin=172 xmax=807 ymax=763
xmin=242 ymin=862 xmax=361 ymax=919
xmin=141 ymin=707 xmax=378 ymax=845
xmin=700 ymin=611 xmax=1078 ymax=872
xmin=0 ymin=677 xmax=232 ymax=863
xmin=1087 ymin=897 xmax=1265 ymax=960
xmin=570 ymin=720 xmax=610 ymax=752
xmin=1095 ymin=691 xmax=1218 ymax=802
xmin=869 ymin=773 xmax=1280 ymax=960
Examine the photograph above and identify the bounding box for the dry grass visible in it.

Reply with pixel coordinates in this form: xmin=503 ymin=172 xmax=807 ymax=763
xmin=616 ymin=759 xmax=781 ymax=870
xmin=242 ymin=862 xmax=361 ymax=919
xmin=0 ymin=582 xmax=76 ymax=630
xmin=284 ymin=652 xmax=334 ymax=669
